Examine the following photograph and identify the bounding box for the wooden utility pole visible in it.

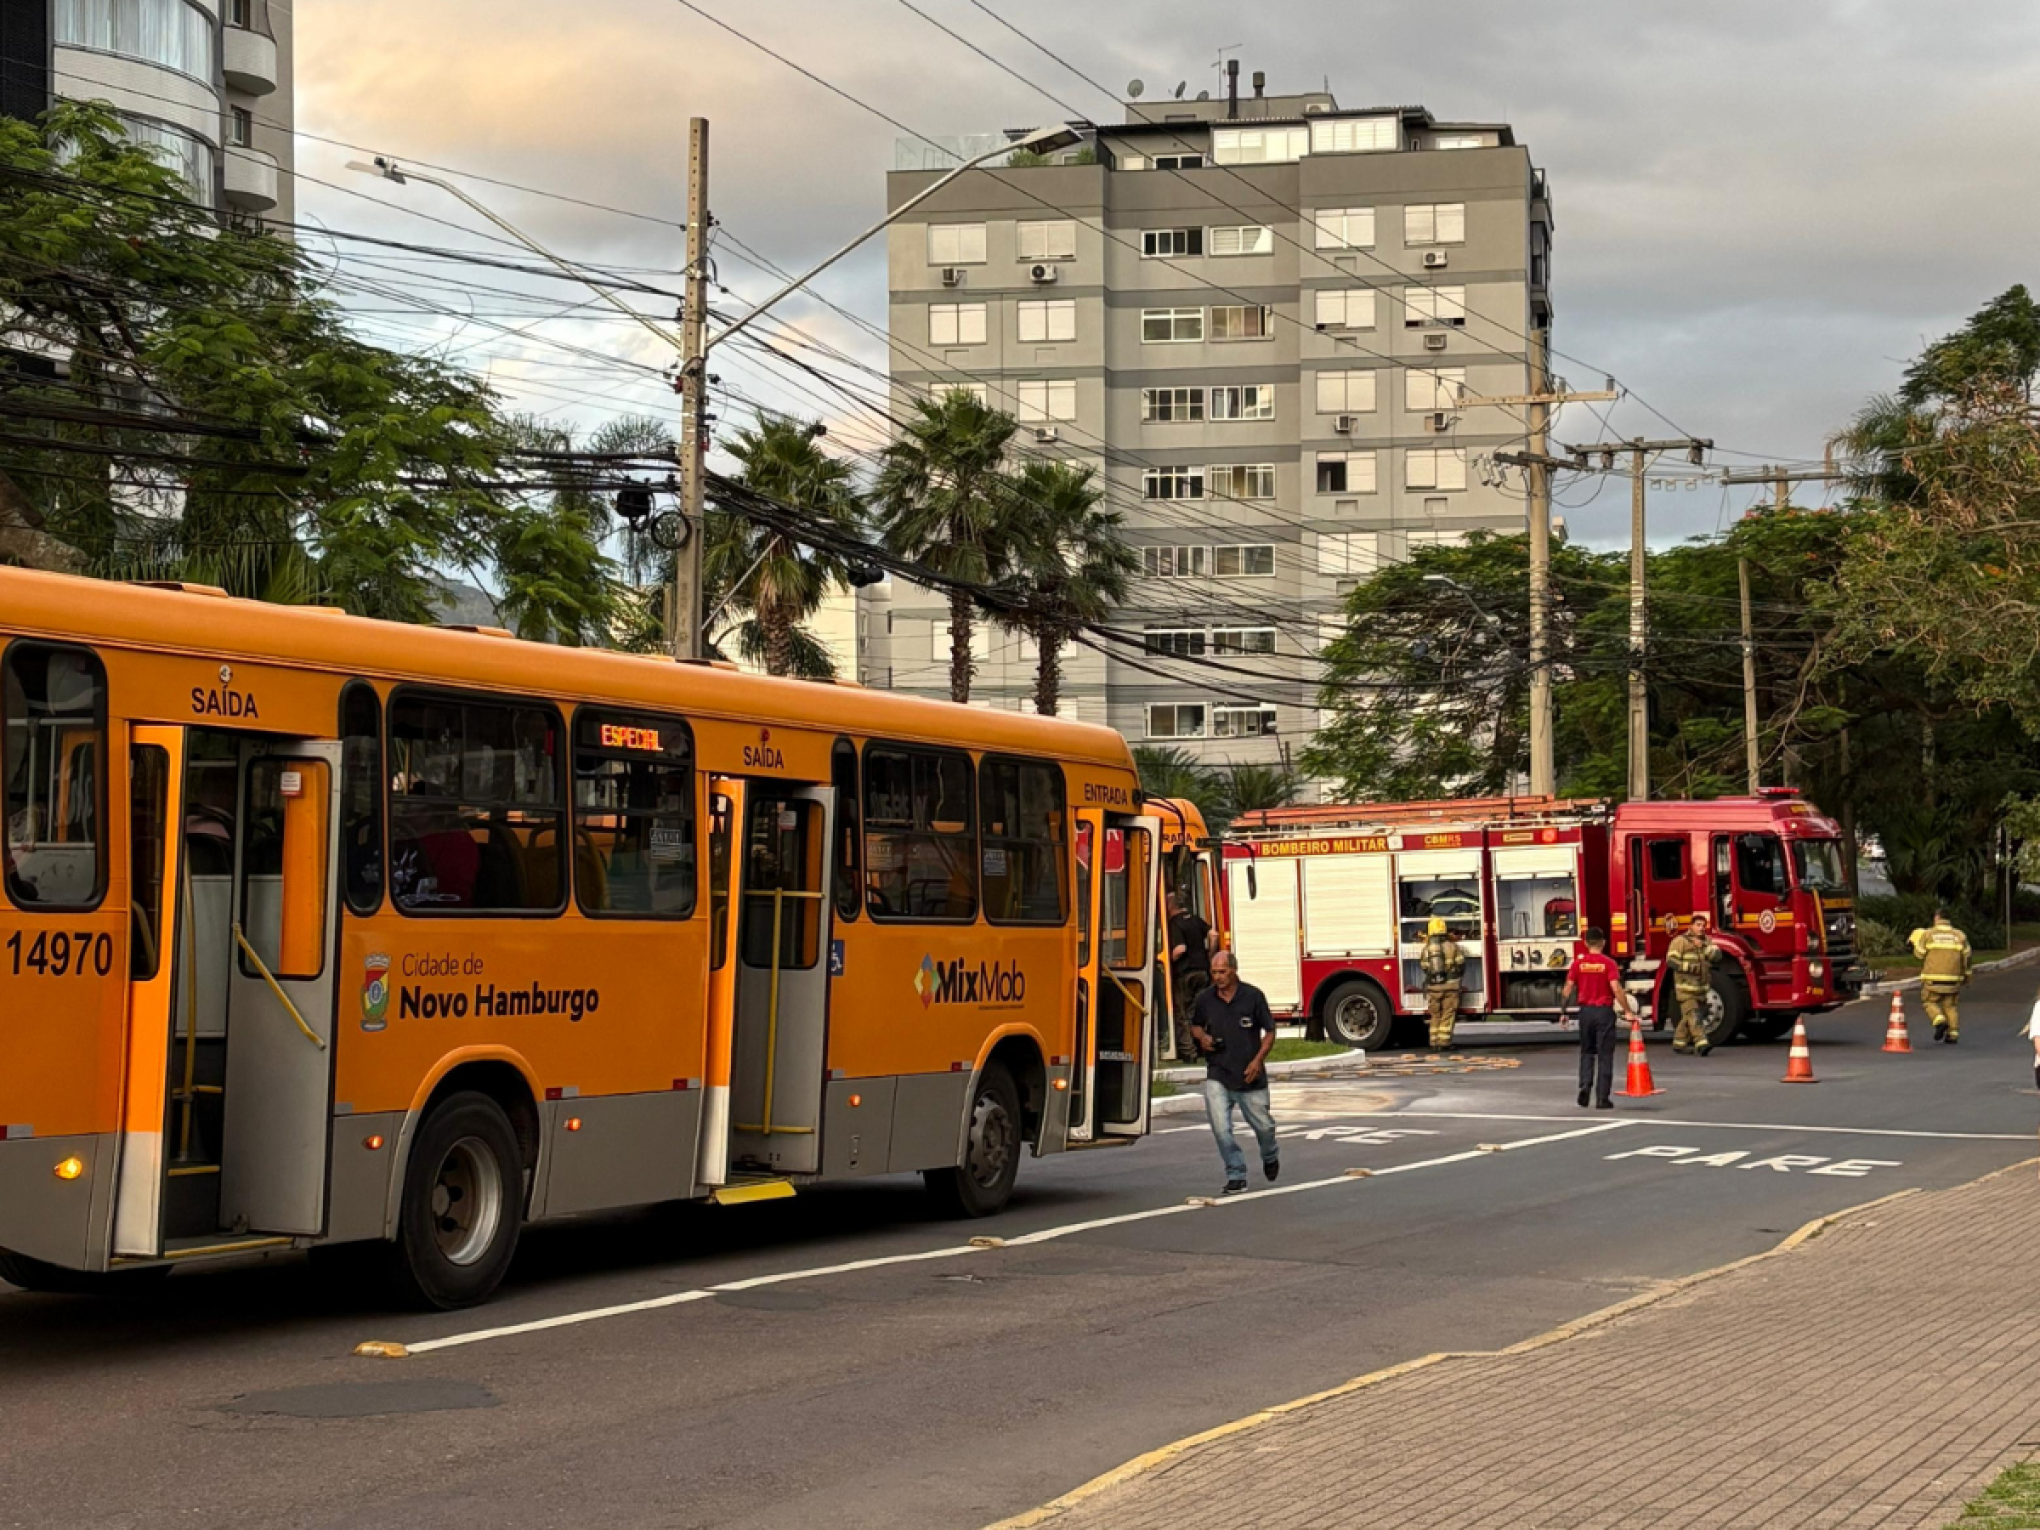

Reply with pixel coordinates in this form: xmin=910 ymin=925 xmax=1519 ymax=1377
xmin=1565 ymin=437 xmax=1714 ymax=802
xmin=1738 ymin=557 xmax=1760 ymax=792
xmin=671 ymin=117 xmax=710 ymax=660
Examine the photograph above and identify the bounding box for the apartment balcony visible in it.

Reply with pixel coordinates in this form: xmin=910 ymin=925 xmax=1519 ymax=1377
xmin=223 ymin=144 xmax=278 ymax=211
xmin=222 ymin=26 xmax=277 ymax=95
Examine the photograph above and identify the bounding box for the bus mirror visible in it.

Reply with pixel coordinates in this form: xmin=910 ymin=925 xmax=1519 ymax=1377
xmin=1247 ymin=863 xmax=1258 ymax=900
xmin=277 ymin=762 xmax=331 ymax=978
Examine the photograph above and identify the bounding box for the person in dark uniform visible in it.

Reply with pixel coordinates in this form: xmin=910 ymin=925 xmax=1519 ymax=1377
xmin=1168 ymin=892 xmax=1216 ymax=1059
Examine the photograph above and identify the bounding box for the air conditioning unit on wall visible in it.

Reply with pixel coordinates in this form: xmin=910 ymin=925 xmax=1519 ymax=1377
xmin=940 ymin=267 xmax=965 ymax=286
xmin=1423 ymin=332 xmax=1448 ymax=351
xmin=1422 ymin=250 xmax=1449 ymax=269
xmin=1333 ymin=414 xmax=1356 ymax=434
xmin=1029 ymin=263 xmax=1060 ymax=284
xmin=1034 ymin=426 xmax=1059 ymax=443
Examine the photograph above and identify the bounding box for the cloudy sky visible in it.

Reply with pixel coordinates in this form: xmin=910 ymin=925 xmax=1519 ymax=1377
xmin=294 ymin=0 xmax=2040 ymax=547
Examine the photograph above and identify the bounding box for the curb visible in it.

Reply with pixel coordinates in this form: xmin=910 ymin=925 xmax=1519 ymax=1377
xmin=1152 ymin=1048 xmax=1371 ymax=1117
xmin=1854 ymin=944 xmax=2040 ymax=1002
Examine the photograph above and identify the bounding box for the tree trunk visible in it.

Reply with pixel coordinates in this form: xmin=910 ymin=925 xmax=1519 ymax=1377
xmin=1033 ymin=627 xmax=1062 ymax=717
xmin=948 ymin=586 xmax=974 ymax=704
xmin=762 ymin=594 xmax=796 ymax=678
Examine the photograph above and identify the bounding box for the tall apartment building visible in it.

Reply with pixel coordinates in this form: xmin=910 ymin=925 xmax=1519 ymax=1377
xmin=1 ymin=0 xmax=293 ymax=221
xmin=865 ymin=79 xmax=1552 ymax=784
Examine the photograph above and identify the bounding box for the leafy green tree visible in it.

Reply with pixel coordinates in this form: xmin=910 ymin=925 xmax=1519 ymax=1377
xmin=874 ymin=390 xmax=1018 ymax=703
xmin=994 ymin=460 xmax=1135 ymax=717
xmin=714 ymin=416 xmax=862 ymax=677
xmin=1133 ymin=746 xmax=1216 ymax=805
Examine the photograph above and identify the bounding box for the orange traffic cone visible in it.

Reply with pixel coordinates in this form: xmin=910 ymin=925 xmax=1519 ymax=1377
xmin=1881 ymin=992 xmax=1912 ymax=1054
xmin=1617 ymin=1017 xmax=1662 ymax=1097
xmin=1782 ymin=1014 xmax=1819 ymax=1082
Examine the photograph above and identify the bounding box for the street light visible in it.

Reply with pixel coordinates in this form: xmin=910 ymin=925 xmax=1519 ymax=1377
xmin=1423 ymin=573 xmax=1508 ymax=636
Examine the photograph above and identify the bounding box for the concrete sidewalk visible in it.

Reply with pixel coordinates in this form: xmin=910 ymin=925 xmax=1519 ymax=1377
xmin=996 ymin=1160 xmax=2040 ymax=1530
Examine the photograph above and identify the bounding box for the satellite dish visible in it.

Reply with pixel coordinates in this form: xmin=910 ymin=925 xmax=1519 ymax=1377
xmin=1127 ymin=78 xmax=1145 ymax=98
xmin=1173 ymin=81 xmax=1188 ymax=99
xmin=1195 ymin=89 xmax=1210 ymax=100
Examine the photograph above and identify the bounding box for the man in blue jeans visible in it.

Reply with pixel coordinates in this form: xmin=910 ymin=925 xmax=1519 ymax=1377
xmin=1189 ymin=950 xmax=1280 ymax=1195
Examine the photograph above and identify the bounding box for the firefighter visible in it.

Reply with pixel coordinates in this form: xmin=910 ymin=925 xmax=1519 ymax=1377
xmin=1908 ymin=909 xmax=1973 ymax=1043
xmin=1420 ymin=915 xmax=1468 ymax=1051
xmin=1665 ymin=913 xmax=1722 ymax=1056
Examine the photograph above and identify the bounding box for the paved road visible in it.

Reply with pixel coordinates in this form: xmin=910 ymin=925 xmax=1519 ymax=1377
xmin=3 ymin=971 xmax=2034 ymax=1530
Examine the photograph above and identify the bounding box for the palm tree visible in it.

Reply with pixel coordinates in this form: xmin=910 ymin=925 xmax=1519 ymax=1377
xmin=874 ymin=390 xmax=1019 ymax=704
xmin=1133 ymin=746 xmax=1217 ymax=806
xmin=996 ymin=461 xmax=1137 ymax=717
xmin=1210 ymin=762 xmax=1299 ymax=834
xmin=715 ymin=416 xmax=863 ymax=678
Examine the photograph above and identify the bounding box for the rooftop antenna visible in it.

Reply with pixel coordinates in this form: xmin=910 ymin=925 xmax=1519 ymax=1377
xmin=1127 ymin=78 xmax=1145 ymax=98
xmin=1172 ymin=80 xmax=1187 ymax=99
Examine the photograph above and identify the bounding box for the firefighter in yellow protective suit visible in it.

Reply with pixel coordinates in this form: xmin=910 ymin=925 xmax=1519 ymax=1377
xmin=1419 ymin=916 xmax=1468 ymax=1050
xmin=1665 ymin=913 xmax=1722 ymax=1056
xmin=1908 ymin=911 xmax=1973 ymax=1043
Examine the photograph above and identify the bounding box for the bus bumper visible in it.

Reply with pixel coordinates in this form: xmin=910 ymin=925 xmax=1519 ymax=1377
xmin=0 ymin=1132 xmax=113 ymax=1272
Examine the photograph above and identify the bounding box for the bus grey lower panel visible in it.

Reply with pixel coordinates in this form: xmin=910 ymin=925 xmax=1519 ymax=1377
xmin=537 ymin=1091 xmax=703 ymax=1219
xmin=325 ymin=1113 xmax=405 ymax=1245
xmin=887 ymin=1072 xmax=971 ymax=1174
xmin=0 ymin=1132 xmax=110 ymax=1269
xmin=821 ymin=1077 xmax=896 ymax=1177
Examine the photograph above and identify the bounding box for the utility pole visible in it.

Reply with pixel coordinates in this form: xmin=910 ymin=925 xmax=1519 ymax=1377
xmin=1738 ymin=556 xmax=1760 ymax=792
xmin=672 ymin=116 xmax=710 ymax=661
xmin=1565 ymin=437 xmax=1713 ymax=802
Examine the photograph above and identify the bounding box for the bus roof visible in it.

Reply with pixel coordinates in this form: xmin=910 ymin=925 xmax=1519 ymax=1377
xmin=0 ymin=567 xmax=1137 ymax=769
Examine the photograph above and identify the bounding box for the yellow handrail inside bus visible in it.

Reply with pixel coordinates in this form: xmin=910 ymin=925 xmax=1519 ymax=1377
xmin=231 ymin=922 xmax=326 ymax=1051
xmin=1102 ymin=965 xmax=1148 ymax=1019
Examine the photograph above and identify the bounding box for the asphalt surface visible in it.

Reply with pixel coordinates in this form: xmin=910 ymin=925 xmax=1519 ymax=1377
xmin=3 ymin=969 xmax=2035 ymax=1530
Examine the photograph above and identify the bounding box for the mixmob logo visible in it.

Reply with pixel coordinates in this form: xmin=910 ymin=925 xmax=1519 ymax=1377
xmin=915 ymin=954 xmax=1027 ymax=1009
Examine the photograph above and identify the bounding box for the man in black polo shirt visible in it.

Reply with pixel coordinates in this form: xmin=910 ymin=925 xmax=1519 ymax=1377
xmin=1189 ymin=949 xmax=1280 ymax=1195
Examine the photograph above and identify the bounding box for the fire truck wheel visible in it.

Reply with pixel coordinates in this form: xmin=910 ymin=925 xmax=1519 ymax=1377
xmin=924 ymin=1063 xmax=1022 ymax=1219
xmin=0 ymin=1251 xmax=170 ymax=1295
xmin=1702 ymin=970 xmax=1750 ymax=1046
xmin=1321 ymin=978 xmax=1396 ymax=1052
xmin=389 ymin=1092 xmax=525 ymax=1310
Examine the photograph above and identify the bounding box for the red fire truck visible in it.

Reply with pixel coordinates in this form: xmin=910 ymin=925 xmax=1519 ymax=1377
xmin=1221 ymin=790 xmax=1864 ymax=1051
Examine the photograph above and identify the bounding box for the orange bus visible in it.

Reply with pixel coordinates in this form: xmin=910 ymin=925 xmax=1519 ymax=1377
xmin=0 ymin=568 xmax=1169 ymax=1306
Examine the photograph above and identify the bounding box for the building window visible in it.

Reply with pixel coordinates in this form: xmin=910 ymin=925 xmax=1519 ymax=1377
xmin=1404 ymin=286 xmax=1467 ymax=326
xmin=1212 ymin=544 xmax=1276 ymax=577
xmin=1314 ymin=288 xmax=1376 ymax=329
xmin=1209 ymin=464 xmax=1275 ymax=501
xmin=109 ymin=112 xmax=214 ymax=198
xmin=928 ymin=223 xmax=987 ymax=264
xmin=1212 ymin=125 xmax=1308 ymax=164
xmin=227 ymin=107 xmax=253 ymax=147
xmin=1209 ymin=305 xmax=1271 ymax=341
xmin=1209 ymin=225 xmax=1274 ymax=256
xmin=1315 ymin=451 xmax=1378 ymax=495
xmin=2 ymin=644 xmax=107 ymax=910
xmin=1151 ymin=153 xmax=1205 ymax=170
xmin=1143 ymin=465 xmax=1205 ymax=501
xmin=388 ymin=694 xmax=566 ymax=915
xmin=862 ymin=745 xmax=977 ymax=922
xmin=1146 ymin=704 xmax=1208 ymax=740
xmin=1314 ymin=371 xmax=1378 ymax=414
xmin=1141 ymin=307 xmax=1204 ymax=343
xmin=1407 ymin=529 xmax=1467 ymax=553
xmin=1016 ymin=219 xmax=1077 ymax=261
xmin=1405 ymin=449 xmax=1469 ymax=492
xmin=57 ymin=0 xmax=215 ymax=82
xmin=1432 ymin=134 xmax=1489 ymax=150
xmin=572 ymin=710 xmax=697 ymax=918
xmin=1317 ymin=532 xmax=1382 ymax=578
xmin=1209 ymin=384 xmax=1274 ymax=421
xmin=930 ymin=303 xmax=987 ymax=346
xmin=1212 ymin=705 xmax=1279 ymax=738
xmin=1310 ymin=116 xmax=1398 ymax=154
xmin=1018 ymin=298 xmax=1076 ymax=343
xmin=1313 ymin=207 xmax=1376 ymax=250
xmin=935 ymin=381 xmax=988 ymax=405
xmin=1143 ymin=630 xmax=1207 ymax=657
xmin=227 ymin=0 xmax=250 ymax=23
xmin=1017 ymin=379 xmax=1077 ymax=422
xmin=1142 ymin=546 xmax=1207 ymax=579
xmin=1141 ymin=386 xmax=1205 ymax=422
xmin=1406 ymin=368 xmax=1466 ymax=412
xmin=979 ymin=757 xmax=1067 ymax=925
xmin=1405 ymin=202 xmax=1467 ymax=245
xmin=1142 ymin=227 xmax=1204 ymax=257
xmin=1213 ymin=627 xmax=1276 ymax=655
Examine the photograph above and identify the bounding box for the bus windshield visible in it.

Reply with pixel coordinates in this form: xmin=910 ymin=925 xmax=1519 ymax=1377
xmin=1790 ymin=838 xmax=1848 ymax=894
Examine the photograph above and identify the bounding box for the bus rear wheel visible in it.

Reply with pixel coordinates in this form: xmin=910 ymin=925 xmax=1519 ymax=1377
xmin=1321 ymin=978 xmax=1395 ymax=1052
xmin=924 ymin=1064 xmax=1021 ymax=1219
xmin=389 ymin=1092 xmax=524 ymax=1310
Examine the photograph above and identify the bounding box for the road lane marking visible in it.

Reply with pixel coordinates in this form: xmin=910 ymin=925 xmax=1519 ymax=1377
xmin=356 ymin=1122 xmax=1631 ymax=1359
xmin=1606 ymin=1143 xmax=1905 ymax=1176
xmin=1335 ymin=1109 xmax=2035 ymax=1142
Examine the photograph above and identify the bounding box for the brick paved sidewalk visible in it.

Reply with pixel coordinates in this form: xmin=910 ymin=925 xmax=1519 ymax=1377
xmin=1014 ymin=1164 xmax=2040 ymax=1530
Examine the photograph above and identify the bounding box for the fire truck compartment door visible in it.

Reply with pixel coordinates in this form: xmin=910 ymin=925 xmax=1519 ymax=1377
xmin=1227 ymin=858 xmax=1302 ymax=1010
xmin=1491 ymin=846 xmax=1576 ymax=879
xmin=1302 ymin=854 xmax=1394 ymax=958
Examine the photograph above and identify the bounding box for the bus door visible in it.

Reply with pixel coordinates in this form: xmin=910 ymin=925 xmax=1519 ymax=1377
xmin=695 ymin=778 xmax=744 ymax=1190
xmin=1072 ymin=811 xmax=1159 ymax=1143
xmin=726 ymin=783 xmax=834 ymax=1176
xmin=113 ymin=726 xmax=183 ymax=1258
xmin=141 ymin=730 xmax=341 ymax=1248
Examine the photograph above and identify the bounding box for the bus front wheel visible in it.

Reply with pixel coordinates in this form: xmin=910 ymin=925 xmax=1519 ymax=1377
xmin=924 ymin=1064 xmax=1021 ymax=1219
xmin=390 ymin=1092 xmax=524 ymax=1310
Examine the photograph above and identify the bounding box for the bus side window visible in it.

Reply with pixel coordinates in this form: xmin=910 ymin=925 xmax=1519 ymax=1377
xmin=831 ymin=738 xmax=860 ymax=922
xmin=571 ymin=709 xmax=696 ymax=918
xmin=3 ymin=643 xmax=108 ymax=910
xmin=340 ymin=682 xmax=383 ymax=915
xmin=130 ymin=744 xmax=170 ymax=978
xmin=862 ymin=744 xmax=976 ymax=922
xmin=709 ymin=792 xmax=734 ymax=970
xmin=979 ymin=757 xmax=1067 ymax=925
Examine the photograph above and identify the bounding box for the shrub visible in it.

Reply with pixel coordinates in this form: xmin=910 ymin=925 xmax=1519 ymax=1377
xmin=1856 ymin=896 xmax=2003 ymax=951
xmin=1856 ymin=918 xmax=1904 ymax=959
